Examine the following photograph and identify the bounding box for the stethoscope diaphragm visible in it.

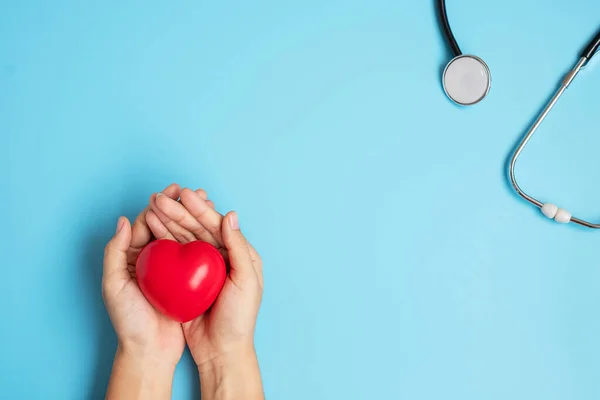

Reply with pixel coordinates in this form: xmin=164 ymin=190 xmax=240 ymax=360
xmin=442 ymin=55 xmax=491 ymax=106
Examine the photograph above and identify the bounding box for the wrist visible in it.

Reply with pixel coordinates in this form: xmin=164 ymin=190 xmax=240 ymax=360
xmin=106 ymin=346 xmax=176 ymax=400
xmin=198 ymin=346 xmax=264 ymax=400
xmin=117 ymin=340 xmax=179 ymax=368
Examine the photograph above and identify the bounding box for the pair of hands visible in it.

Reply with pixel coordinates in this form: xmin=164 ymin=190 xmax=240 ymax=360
xmin=102 ymin=183 xmax=264 ymax=399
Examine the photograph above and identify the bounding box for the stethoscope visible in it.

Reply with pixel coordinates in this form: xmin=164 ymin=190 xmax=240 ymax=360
xmin=437 ymin=0 xmax=600 ymax=228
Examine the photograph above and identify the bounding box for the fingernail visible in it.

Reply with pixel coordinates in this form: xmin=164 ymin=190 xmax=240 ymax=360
xmin=116 ymin=217 xmax=125 ymax=234
xmin=229 ymin=212 xmax=239 ymax=230
xmin=156 ymin=192 xmax=164 ymax=198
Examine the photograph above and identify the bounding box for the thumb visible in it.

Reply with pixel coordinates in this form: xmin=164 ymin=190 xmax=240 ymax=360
xmin=222 ymin=212 xmax=255 ymax=283
xmin=103 ymin=217 xmax=133 ymax=280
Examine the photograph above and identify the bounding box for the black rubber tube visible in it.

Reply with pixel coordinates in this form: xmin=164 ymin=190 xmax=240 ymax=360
xmin=437 ymin=0 xmax=462 ymax=57
xmin=581 ymin=28 xmax=600 ymax=60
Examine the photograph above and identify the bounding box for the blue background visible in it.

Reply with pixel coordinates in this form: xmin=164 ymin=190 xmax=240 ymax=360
xmin=2 ymin=1 xmax=600 ymax=399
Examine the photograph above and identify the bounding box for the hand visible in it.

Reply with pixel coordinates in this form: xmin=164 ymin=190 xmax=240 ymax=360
xmin=102 ymin=184 xmax=186 ymax=399
xmin=147 ymin=187 xmax=264 ymax=399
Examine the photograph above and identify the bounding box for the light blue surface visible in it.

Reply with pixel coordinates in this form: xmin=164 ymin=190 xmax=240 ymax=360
xmin=2 ymin=1 xmax=600 ymax=399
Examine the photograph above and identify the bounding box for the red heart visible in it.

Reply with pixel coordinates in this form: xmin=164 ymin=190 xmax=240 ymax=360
xmin=135 ymin=239 xmax=226 ymax=323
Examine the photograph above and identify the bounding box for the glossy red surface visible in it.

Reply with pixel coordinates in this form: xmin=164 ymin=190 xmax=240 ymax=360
xmin=135 ymin=239 xmax=226 ymax=323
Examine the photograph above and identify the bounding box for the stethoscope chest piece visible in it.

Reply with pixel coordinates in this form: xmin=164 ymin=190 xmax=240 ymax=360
xmin=443 ymin=55 xmax=491 ymax=106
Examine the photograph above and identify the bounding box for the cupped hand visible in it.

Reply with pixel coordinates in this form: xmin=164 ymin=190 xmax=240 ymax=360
xmin=146 ymin=187 xmax=263 ymax=369
xmin=102 ymin=183 xmax=186 ymax=367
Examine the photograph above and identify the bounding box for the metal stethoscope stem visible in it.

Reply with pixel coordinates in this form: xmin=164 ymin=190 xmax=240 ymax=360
xmin=508 ymin=56 xmax=600 ymax=228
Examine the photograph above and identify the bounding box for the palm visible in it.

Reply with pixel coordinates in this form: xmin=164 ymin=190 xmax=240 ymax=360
xmin=182 ymin=277 xmax=247 ymax=365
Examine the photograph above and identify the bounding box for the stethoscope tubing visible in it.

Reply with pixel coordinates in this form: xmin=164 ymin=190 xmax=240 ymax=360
xmin=437 ymin=0 xmax=461 ymax=57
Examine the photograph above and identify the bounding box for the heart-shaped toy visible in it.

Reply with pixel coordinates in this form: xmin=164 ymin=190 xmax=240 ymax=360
xmin=136 ymin=239 xmax=227 ymax=323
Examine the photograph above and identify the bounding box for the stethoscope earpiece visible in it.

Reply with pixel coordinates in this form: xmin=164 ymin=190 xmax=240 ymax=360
xmin=442 ymin=55 xmax=491 ymax=106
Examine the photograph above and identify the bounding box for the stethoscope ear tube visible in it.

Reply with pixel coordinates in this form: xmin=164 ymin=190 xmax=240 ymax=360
xmin=510 ymin=27 xmax=600 ymax=228
xmin=581 ymin=29 xmax=600 ymax=61
xmin=508 ymin=55 xmax=600 ymax=229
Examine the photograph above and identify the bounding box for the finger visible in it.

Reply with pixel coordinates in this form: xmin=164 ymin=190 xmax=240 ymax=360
xmin=154 ymin=191 xmax=220 ymax=247
xmin=146 ymin=209 xmax=176 ymax=241
xmin=151 ymin=193 xmax=197 ymax=243
xmin=180 ymin=188 xmax=224 ymax=244
xmin=247 ymin=242 xmax=263 ymax=286
xmin=195 ymin=189 xmax=208 ymax=200
xmin=194 ymin=189 xmax=215 ymax=210
xmin=103 ymin=217 xmax=132 ymax=281
xmin=130 ymin=207 xmax=151 ymax=249
xmin=221 ymin=212 xmax=258 ymax=285
xmin=131 ymin=183 xmax=181 ymax=249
